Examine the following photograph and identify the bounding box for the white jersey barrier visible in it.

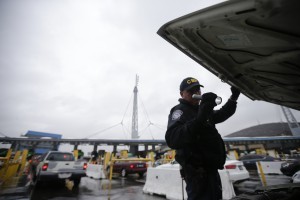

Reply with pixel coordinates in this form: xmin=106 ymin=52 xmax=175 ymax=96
xmin=86 ymin=163 xmax=106 ymax=179
xmin=143 ymin=164 xmax=235 ymax=200
xmin=256 ymin=161 xmax=284 ymax=175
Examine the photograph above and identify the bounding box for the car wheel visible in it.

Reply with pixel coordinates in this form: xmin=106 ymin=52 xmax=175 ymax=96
xmin=33 ymin=174 xmax=42 ymax=188
xmin=73 ymin=178 xmax=81 ymax=187
xmin=138 ymin=172 xmax=144 ymax=178
xmin=121 ymin=169 xmax=127 ymax=177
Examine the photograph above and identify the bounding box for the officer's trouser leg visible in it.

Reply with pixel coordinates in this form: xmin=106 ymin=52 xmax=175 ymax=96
xmin=185 ymin=169 xmax=222 ymax=200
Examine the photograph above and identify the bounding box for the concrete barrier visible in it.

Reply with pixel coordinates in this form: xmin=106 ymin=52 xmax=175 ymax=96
xmin=86 ymin=164 xmax=106 ymax=179
xmin=143 ymin=164 xmax=235 ymax=200
xmin=256 ymin=161 xmax=283 ymax=175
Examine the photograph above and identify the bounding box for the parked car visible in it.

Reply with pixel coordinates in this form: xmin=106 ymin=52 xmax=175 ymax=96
xmin=107 ymin=160 xmax=147 ymax=177
xmin=30 ymin=151 xmax=87 ymax=187
xmin=238 ymin=154 xmax=281 ymax=170
xmin=280 ymin=158 xmax=300 ymax=176
xmin=292 ymin=170 xmax=300 ymax=183
xmin=157 ymin=159 xmax=249 ymax=183
xmin=225 ymin=158 xmax=249 ymax=182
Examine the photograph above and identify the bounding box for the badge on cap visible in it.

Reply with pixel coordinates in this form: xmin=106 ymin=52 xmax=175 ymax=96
xmin=172 ymin=110 xmax=183 ymax=120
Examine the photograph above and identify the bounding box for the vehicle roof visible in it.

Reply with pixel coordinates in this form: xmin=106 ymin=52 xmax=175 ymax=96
xmin=157 ymin=0 xmax=300 ymax=111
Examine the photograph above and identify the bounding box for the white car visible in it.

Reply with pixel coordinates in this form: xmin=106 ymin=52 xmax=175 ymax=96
xmin=224 ymin=158 xmax=249 ymax=182
xmin=292 ymin=170 xmax=300 ymax=183
xmin=156 ymin=159 xmax=249 ymax=183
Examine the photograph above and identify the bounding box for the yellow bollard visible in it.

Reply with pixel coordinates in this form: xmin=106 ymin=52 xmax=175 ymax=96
xmin=18 ymin=150 xmax=28 ymax=176
xmin=120 ymin=150 xmax=128 ymax=159
xmin=108 ymin=153 xmax=115 ymax=180
xmin=148 ymin=151 xmax=155 ymax=167
xmin=0 ymin=149 xmax=12 ymax=177
xmin=7 ymin=151 xmax=21 ymax=179
xmin=73 ymin=150 xmax=78 ymax=161
xmin=234 ymin=150 xmax=239 ymax=160
xmin=103 ymin=152 xmax=111 ymax=169
xmin=257 ymin=161 xmax=267 ymax=187
xmin=109 ymin=162 xmax=113 ymax=180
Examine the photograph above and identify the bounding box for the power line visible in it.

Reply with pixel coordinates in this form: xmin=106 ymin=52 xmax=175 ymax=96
xmin=0 ymin=131 xmax=9 ymax=137
xmin=84 ymin=123 xmax=121 ymax=139
xmin=84 ymin=93 xmax=134 ymax=139
xmin=138 ymin=93 xmax=151 ymax=122
xmin=147 ymin=124 xmax=155 ymax=140
xmin=138 ymin=123 xmax=152 ymax=136
xmin=121 ymin=122 xmax=130 ymax=139
xmin=151 ymin=123 xmax=167 ymax=131
xmin=138 ymin=123 xmax=157 ymax=140
xmin=121 ymin=93 xmax=133 ymax=122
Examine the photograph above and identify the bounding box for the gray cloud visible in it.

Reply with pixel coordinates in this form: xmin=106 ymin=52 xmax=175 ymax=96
xmin=0 ymin=0 xmax=299 ymax=139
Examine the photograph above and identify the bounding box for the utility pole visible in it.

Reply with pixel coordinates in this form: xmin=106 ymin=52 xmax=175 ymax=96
xmin=281 ymin=106 xmax=300 ymax=136
xmin=130 ymin=75 xmax=139 ymax=155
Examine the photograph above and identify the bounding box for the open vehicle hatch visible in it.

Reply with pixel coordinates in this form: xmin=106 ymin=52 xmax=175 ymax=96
xmin=157 ymin=0 xmax=300 ymax=111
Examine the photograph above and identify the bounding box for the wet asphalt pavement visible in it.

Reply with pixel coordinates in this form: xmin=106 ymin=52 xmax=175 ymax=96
xmin=0 ymin=174 xmax=164 ymax=200
xmin=0 ymin=172 xmax=293 ymax=200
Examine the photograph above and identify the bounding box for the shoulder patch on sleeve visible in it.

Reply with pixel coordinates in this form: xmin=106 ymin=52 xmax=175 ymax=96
xmin=171 ymin=110 xmax=183 ymax=120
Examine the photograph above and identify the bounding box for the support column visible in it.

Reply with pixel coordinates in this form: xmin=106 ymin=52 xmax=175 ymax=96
xmin=130 ymin=145 xmax=138 ymax=156
xmin=93 ymin=144 xmax=98 ymax=152
xmin=113 ymin=145 xmax=117 ymax=154
xmin=152 ymin=145 xmax=155 ymax=151
xmin=245 ymin=144 xmax=250 ymax=152
xmin=225 ymin=143 xmax=230 ymax=152
xmin=53 ymin=142 xmax=59 ymax=151
xmin=145 ymin=145 xmax=148 ymax=153
xmin=11 ymin=142 xmax=19 ymax=152
xmin=74 ymin=144 xmax=78 ymax=150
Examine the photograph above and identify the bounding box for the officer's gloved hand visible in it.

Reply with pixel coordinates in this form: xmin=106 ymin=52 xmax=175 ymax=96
xmin=200 ymin=92 xmax=217 ymax=107
xmin=197 ymin=92 xmax=217 ymax=123
xmin=230 ymin=86 xmax=240 ymax=101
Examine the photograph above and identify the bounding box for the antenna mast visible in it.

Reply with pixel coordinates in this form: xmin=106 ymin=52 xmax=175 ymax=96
xmin=129 ymin=75 xmax=139 ymax=155
xmin=131 ymin=75 xmax=139 ymax=139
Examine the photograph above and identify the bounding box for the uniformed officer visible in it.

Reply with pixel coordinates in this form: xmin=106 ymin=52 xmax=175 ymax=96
xmin=165 ymin=77 xmax=240 ymax=200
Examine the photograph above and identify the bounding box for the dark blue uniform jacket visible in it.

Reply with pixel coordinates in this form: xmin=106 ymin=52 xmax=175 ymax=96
xmin=165 ymin=98 xmax=237 ymax=170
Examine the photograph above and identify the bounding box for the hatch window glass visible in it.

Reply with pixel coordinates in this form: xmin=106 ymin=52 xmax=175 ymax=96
xmin=46 ymin=153 xmax=74 ymax=161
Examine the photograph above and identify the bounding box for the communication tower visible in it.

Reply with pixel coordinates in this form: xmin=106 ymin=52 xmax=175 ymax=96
xmin=281 ymin=106 xmax=300 ymax=136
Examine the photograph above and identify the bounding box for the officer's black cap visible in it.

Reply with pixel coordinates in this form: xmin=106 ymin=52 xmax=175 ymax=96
xmin=180 ymin=77 xmax=204 ymax=91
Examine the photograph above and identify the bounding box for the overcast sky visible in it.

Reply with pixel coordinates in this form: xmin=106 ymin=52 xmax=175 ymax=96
xmin=0 ymin=0 xmax=299 ymax=141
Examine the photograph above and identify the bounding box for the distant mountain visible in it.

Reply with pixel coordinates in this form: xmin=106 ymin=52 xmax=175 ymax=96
xmin=225 ymin=122 xmax=294 ymax=137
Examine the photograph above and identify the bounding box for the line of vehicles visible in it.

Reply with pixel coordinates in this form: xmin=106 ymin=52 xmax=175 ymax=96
xmin=27 ymin=150 xmax=251 ymax=188
xmin=26 ymin=149 xmax=300 ymax=188
xmin=1 ymin=146 xmax=298 ymax=200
